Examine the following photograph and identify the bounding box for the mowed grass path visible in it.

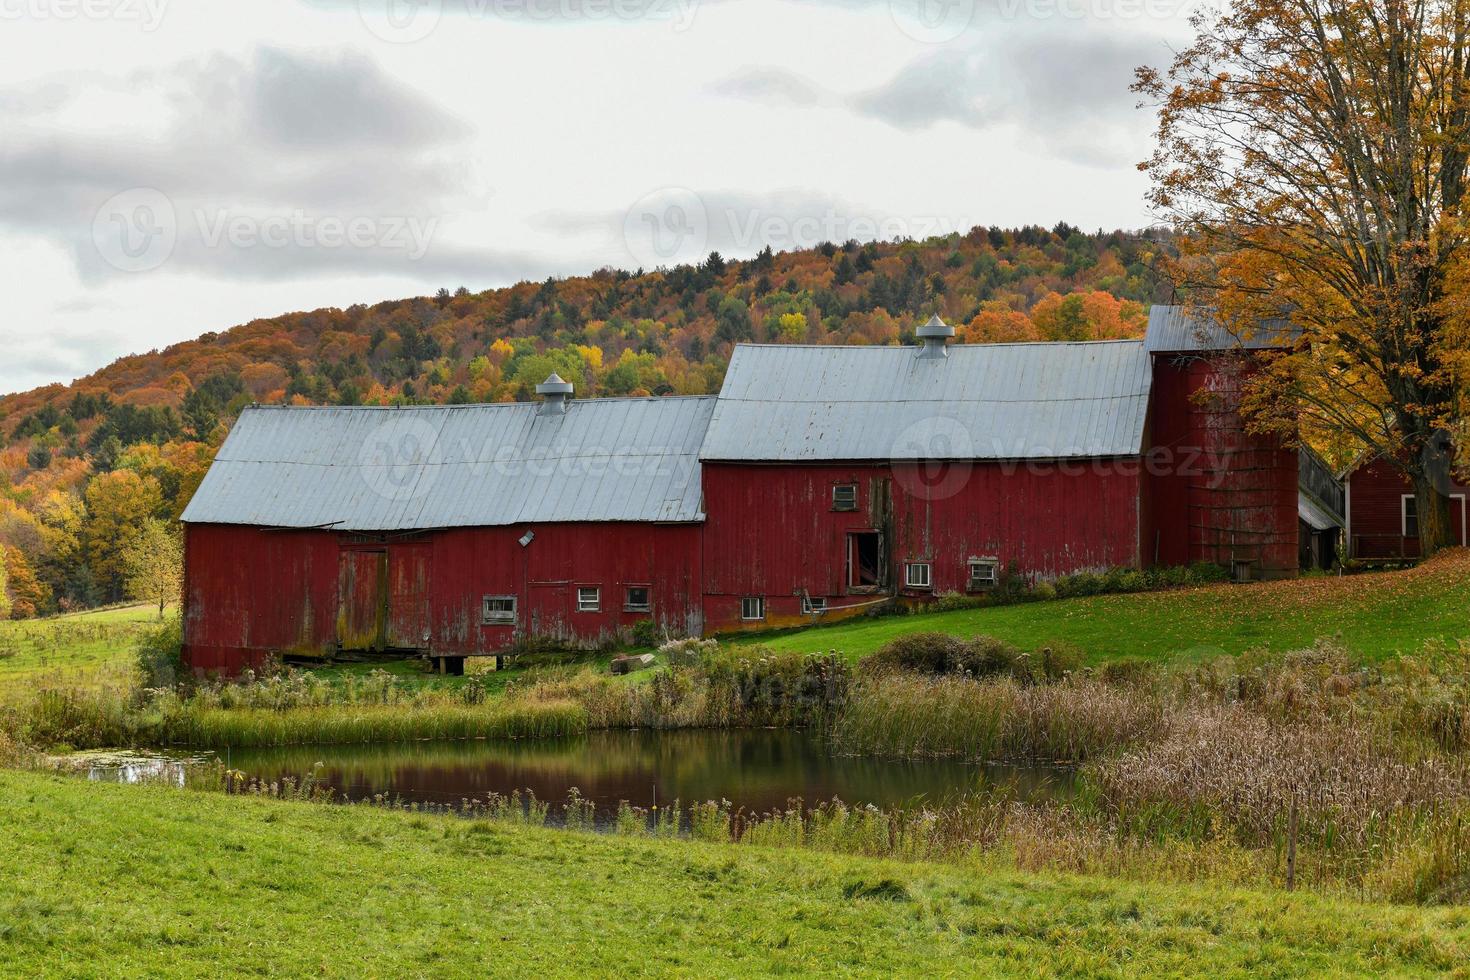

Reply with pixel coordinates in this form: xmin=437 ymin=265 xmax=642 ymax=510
xmin=0 ymin=603 xmax=163 ymax=698
xmin=3 ymin=772 xmax=1469 ymax=977
xmin=751 ymin=550 xmax=1470 ymax=663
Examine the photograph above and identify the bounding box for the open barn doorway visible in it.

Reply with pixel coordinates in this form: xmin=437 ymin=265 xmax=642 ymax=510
xmin=847 ymin=531 xmax=884 ymax=591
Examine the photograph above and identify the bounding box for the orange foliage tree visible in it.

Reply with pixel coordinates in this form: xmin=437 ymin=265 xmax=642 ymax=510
xmin=1135 ymin=0 xmax=1470 ymax=555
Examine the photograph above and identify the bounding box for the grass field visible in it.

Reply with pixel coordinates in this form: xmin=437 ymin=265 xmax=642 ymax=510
xmin=2 ymin=771 xmax=1468 ymax=977
xmin=746 ymin=550 xmax=1470 ymax=663
xmin=0 ymin=604 xmax=164 ymax=698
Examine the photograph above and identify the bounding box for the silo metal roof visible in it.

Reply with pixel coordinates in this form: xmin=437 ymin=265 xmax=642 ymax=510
xmin=699 ymin=340 xmax=1153 ymax=462
xmin=181 ymin=396 xmax=715 ymax=530
xmin=1146 ymin=305 xmax=1300 ymax=353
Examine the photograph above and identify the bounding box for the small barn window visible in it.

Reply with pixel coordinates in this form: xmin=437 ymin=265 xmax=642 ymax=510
xmin=624 ymin=586 xmax=651 ymax=613
xmin=481 ymin=595 xmax=516 ymax=625
xmin=577 ymin=587 xmax=601 ymax=612
xmin=1402 ymin=494 xmax=1419 ymax=538
xmin=832 ymin=483 xmax=858 ymax=511
xmin=905 ymin=562 xmax=932 ymax=589
xmin=968 ymin=559 xmax=999 ymax=591
xmin=802 ymin=595 xmax=827 ymax=614
xmin=741 ymin=596 xmax=766 ymax=621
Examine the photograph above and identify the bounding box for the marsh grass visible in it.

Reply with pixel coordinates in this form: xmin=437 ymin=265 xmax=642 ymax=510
xmin=830 ymin=673 xmax=1163 ymax=763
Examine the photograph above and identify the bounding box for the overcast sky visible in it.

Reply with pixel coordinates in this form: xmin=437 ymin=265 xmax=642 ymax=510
xmin=0 ymin=0 xmax=1194 ymax=395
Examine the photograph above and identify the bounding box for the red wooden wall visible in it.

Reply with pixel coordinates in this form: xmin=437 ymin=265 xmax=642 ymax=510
xmin=700 ymin=460 xmax=1143 ymax=633
xmin=1347 ymin=456 xmax=1468 ymax=559
xmin=183 ymin=522 xmax=703 ymax=674
xmin=1144 ymin=355 xmax=1299 ymax=579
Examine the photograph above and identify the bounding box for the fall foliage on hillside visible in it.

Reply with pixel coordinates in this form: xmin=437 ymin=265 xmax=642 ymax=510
xmin=0 ymin=224 xmax=1168 ymax=616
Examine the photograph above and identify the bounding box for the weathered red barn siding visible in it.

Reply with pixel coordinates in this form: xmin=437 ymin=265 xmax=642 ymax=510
xmin=426 ymin=523 xmax=702 ymax=655
xmin=1347 ymin=456 xmax=1468 ymax=559
xmin=700 ymin=461 xmax=1143 ymax=634
xmin=182 ymin=524 xmax=339 ymax=673
xmin=183 ymin=522 xmax=702 ymax=673
xmin=1144 ymin=355 xmax=1298 ymax=578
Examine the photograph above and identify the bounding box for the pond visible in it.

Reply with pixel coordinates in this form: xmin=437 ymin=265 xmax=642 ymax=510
xmin=220 ymin=729 xmax=1077 ymax=822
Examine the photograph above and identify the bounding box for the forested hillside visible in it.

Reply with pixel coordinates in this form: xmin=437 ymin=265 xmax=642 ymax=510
xmin=0 ymin=224 xmax=1168 ymax=616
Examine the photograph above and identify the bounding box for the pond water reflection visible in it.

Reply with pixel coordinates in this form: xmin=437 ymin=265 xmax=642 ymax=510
xmin=227 ymin=729 xmax=1076 ymax=821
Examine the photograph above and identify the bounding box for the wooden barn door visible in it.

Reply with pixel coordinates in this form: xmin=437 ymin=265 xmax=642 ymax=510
xmin=337 ymin=550 xmax=387 ymax=652
xmin=386 ymin=542 xmax=432 ymax=651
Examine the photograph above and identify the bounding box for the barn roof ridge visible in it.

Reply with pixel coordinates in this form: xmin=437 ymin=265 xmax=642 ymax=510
xmin=701 ymin=340 xmax=1153 ymax=463
xmin=732 ymin=338 xmax=1145 ymax=351
xmin=238 ymin=393 xmax=717 ymax=411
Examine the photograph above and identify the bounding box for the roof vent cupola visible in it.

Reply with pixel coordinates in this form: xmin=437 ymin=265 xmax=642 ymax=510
xmin=916 ymin=315 xmax=955 ymax=359
xmin=536 ymin=372 xmax=574 ymax=415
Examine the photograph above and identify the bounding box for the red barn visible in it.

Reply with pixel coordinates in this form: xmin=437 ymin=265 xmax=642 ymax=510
xmin=697 ymin=318 xmax=1155 ymax=632
xmin=1344 ymin=454 xmax=1467 ymax=560
xmin=181 ymin=305 xmax=1318 ymax=673
xmin=181 ymin=382 xmax=713 ymax=674
xmin=1142 ymin=307 xmax=1308 ymax=580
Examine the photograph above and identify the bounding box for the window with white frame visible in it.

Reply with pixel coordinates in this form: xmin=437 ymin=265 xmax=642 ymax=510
xmin=801 ymin=595 xmax=827 ymax=614
xmin=905 ymin=562 xmax=932 ymax=589
xmin=481 ymin=595 xmax=516 ymax=625
xmin=967 ymin=559 xmax=999 ymax=591
xmin=741 ymin=596 xmax=766 ymax=621
xmin=624 ymin=586 xmax=651 ymax=612
xmin=577 ymin=587 xmax=601 ymax=612
xmin=1405 ymin=493 xmax=1470 ymax=540
xmin=832 ymin=483 xmax=858 ymax=512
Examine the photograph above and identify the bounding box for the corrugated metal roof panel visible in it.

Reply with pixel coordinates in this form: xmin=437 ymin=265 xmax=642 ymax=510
xmin=182 ymin=396 xmax=715 ymax=530
xmin=1298 ymin=491 xmax=1340 ymax=531
xmin=1146 ymin=305 xmax=1300 ymax=353
xmin=700 ymin=340 xmax=1153 ymax=462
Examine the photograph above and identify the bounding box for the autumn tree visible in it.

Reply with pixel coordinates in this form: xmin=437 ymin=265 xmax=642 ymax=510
xmin=3 ymin=547 xmax=52 ymax=618
xmin=0 ymin=546 xmax=10 ymax=621
xmin=123 ymin=519 xmax=182 ymax=618
xmin=1136 ymin=0 xmax=1470 ymax=555
xmin=84 ymin=470 xmax=164 ymax=601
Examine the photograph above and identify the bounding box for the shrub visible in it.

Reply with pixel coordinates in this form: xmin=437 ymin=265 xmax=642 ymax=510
xmin=861 ymin=632 xmax=971 ymax=675
xmin=630 ymin=619 xmax=662 ymax=648
xmin=136 ymin=614 xmax=183 ymax=689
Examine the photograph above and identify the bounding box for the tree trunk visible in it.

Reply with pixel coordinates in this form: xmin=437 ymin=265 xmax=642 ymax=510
xmin=1413 ymin=476 xmax=1458 ymax=558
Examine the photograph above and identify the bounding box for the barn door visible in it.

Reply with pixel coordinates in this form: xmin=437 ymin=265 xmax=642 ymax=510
xmin=386 ymin=543 xmax=432 ymax=650
xmin=337 ymin=550 xmax=387 ymax=652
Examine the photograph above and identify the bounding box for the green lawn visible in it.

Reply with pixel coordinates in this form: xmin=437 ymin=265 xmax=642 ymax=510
xmin=0 ymin=604 xmax=164 ymax=698
xmin=1 ymin=771 xmax=1467 ymax=977
xmin=745 ymin=550 xmax=1470 ymax=663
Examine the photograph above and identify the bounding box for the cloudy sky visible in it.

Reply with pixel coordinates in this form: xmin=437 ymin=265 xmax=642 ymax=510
xmin=0 ymin=0 xmax=1193 ymax=395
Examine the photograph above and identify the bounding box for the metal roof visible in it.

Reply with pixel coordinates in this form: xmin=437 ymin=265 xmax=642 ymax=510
xmin=1298 ymin=491 xmax=1341 ymax=531
xmin=181 ymin=396 xmax=715 ymax=530
xmin=1146 ymin=305 xmax=1300 ymax=353
xmin=700 ymin=340 xmax=1153 ymax=462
